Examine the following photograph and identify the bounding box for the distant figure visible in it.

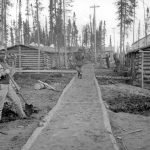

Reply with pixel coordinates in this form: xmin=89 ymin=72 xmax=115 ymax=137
xmin=113 ymin=53 xmax=120 ymax=72
xmin=75 ymin=49 xmax=84 ymax=79
xmin=104 ymin=54 xmax=110 ymax=68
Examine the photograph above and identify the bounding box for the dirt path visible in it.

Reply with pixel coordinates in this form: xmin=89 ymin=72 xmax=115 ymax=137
xmin=24 ymin=64 xmax=115 ymax=150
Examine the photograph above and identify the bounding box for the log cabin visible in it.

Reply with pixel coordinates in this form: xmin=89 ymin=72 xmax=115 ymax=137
xmin=0 ymin=44 xmax=77 ymax=70
xmin=125 ymin=45 xmax=150 ymax=89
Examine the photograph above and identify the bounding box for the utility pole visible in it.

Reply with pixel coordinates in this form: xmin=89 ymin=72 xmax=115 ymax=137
xmin=112 ymin=28 xmax=116 ymax=52
xmin=36 ymin=0 xmax=40 ymax=71
xmin=143 ymin=0 xmax=147 ymax=46
xmin=63 ymin=0 xmax=68 ymax=69
xmin=90 ymin=5 xmax=100 ymax=63
xmin=3 ymin=0 xmax=7 ymax=55
xmin=133 ymin=0 xmax=136 ymax=43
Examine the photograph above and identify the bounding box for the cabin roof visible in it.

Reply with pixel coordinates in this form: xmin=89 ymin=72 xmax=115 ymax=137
xmin=0 ymin=44 xmax=78 ymax=54
xmin=127 ymin=44 xmax=150 ymax=55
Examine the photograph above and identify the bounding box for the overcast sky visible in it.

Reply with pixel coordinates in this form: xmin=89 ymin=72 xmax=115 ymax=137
xmin=72 ymin=0 xmax=150 ymax=47
xmin=72 ymin=0 xmax=118 ymax=46
xmin=10 ymin=0 xmax=150 ymax=47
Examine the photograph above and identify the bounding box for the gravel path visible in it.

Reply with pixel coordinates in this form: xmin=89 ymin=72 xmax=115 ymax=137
xmin=28 ymin=64 xmax=114 ymax=150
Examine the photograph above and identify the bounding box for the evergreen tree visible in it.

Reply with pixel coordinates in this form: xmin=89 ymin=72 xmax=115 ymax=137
xmin=49 ymin=0 xmax=74 ymax=46
xmin=45 ymin=17 xmax=49 ymax=46
xmin=25 ymin=0 xmax=30 ymax=45
xmin=67 ymin=18 xmax=72 ymax=47
xmin=71 ymin=12 xmax=78 ymax=47
xmin=10 ymin=26 xmax=14 ymax=46
xmin=82 ymin=25 xmax=89 ymax=47
xmin=1 ymin=0 xmax=12 ymax=47
xmin=18 ymin=0 xmax=22 ymax=44
xmin=99 ymin=21 xmax=103 ymax=51
xmin=115 ymin=0 xmax=137 ymax=56
xmin=102 ymin=21 xmax=106 ymax=51
xmin=23 ymin=20 xmax=29 ymax=45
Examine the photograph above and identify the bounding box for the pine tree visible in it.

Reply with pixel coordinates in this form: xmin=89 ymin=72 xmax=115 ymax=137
xmin=99 ymin=21 xmax=103 ymax=51
xmin=82 ymin=25 xmax=89 ymax=47
xmin=67 ymin=18 xmax=72 ymax=47
xmin=102 ymin=21 xmax=106 ymax=51
xmin=49 ymin=0 xmax=54 ymax=45
xmin=10 ymin=26 xmax=14 ymax=46
xmin=71 ymin=12 xmax=78 ymax=47
xmin=45 ymin=17 xmax=49 ymax=46
xmin=25 ymin=0 xmax=30 ymax=45
xmin=18 ymin=0 xmax=22 ymax=44
xmin=49 ymin=0 xmax=73 ymax=47
xmin=2 ymin=0 xmax=12 ymax=49
xmin=115 ymin=0 xmax=137 ymax=58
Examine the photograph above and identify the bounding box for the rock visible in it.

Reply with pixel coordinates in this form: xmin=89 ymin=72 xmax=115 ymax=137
xmin=34 ymin=83 xmax=45 ymax=90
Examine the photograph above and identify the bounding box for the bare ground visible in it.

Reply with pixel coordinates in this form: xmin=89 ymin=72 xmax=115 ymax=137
xmin=96 ymin=68 xmax=150 ymax=150
xmin=0 ymin=73 xmax=73 ymax=150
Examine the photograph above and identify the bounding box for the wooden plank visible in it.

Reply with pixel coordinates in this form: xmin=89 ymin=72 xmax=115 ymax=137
xmin=143 ymin=75 xmax=150 ymax=78
xmin=38 ymin=80 xmax=56 ymax=91
xmin=138 ymin=66 xmax=150 ymax=70
xmin=96 ymin=75 xmax=131 ymax=80
xmin=16 ymin=70 xmax=76 ymax=73
xmin=137 ymin=70 xmax=150 ymax=74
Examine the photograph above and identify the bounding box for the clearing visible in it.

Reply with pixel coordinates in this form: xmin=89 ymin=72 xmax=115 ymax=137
xmin=0 ymin=72 xmax=74 ymax=150
xmin=96 ymin=67 xmax=150 ymax=150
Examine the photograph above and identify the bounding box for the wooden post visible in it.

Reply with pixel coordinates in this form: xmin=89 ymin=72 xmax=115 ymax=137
xmin=36 ymin=0 xmax=40 ymax=71
xmin=19 ymin=45 xmax=21 ymax=70
xmin=141 ymin=51 xmax=144 ymax=89
xmin=63 ymin=0 xmax=68 ymax=69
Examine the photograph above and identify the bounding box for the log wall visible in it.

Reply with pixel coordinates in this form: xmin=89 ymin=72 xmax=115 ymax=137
xmin=126 ymin=49 xmax=150 ymax=89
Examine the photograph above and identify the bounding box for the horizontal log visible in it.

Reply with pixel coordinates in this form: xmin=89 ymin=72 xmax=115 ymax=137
xmin=96 ymin=75 xmax=131 ymax=80
xmin=143 ymin=75 xmax=150 ymax=78
xmin=138 ymin=63 xmax=150 ymax=66
xmin=138 ymin=66 xmax=150 ymax=70
xmin=137 ymin=70 xmax=148 ymax=74
xmin=16 ymin=70 xmax=77 ymax=73
xmin=139 ymin=51 xmax=150 ymax=53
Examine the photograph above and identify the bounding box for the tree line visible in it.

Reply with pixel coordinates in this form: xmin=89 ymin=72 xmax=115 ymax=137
xmin=82 ymin=20 xmax=106 ymax=53
xmin=0 ymin=0 xmax=78 ymax=49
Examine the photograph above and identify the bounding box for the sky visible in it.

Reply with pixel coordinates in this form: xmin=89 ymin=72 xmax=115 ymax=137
xmin=72 ymin=0 xmax=118 ymax=46
xmin=9 ymin=0 xmax=150 ymax=48
xmin=72 ymin=0 xmax=150 ymax=47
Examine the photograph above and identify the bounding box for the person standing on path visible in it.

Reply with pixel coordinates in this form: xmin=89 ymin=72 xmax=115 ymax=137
xmin=75 ymin=49 xmax=84 ymax=79
xmin=0 ymin=56 xmax=27 ymax=122
xmin=105 ymin=54 xmax=110 ymax=68
xmin=113 ymin=53 xmax=120 ymax=72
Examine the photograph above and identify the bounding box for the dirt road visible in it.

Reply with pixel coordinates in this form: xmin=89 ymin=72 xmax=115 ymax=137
xmin=23 ymin=64 xmax=115 ymax=150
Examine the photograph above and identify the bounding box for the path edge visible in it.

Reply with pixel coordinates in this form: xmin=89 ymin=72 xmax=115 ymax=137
xmin=21 ymin=76 xmax=76 ymax=150
xmin=94 ymin=77 xmax=120 ymax=150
